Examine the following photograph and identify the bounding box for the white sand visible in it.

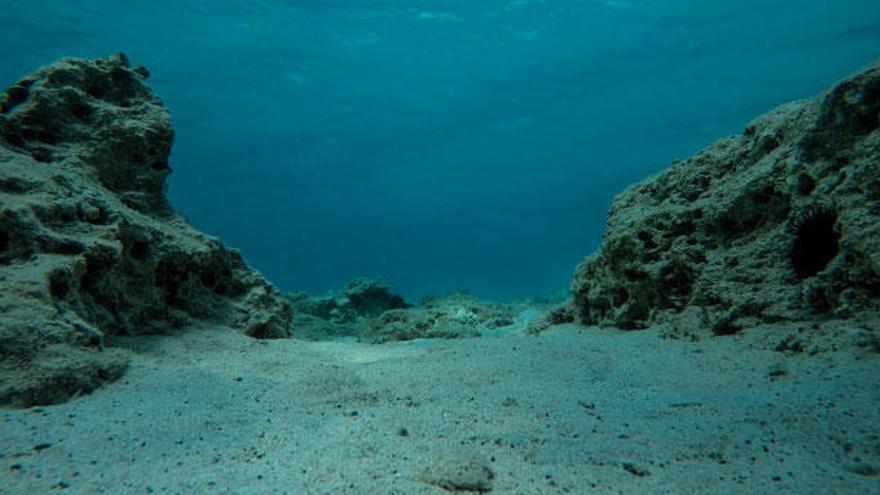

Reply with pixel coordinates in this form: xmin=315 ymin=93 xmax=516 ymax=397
xmin=1 ymin=323 xmax=878 ymax=494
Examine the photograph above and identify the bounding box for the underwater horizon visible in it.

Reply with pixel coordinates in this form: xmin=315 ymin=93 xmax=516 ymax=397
xmin=2 ymin=0 xmax=879 ymax=301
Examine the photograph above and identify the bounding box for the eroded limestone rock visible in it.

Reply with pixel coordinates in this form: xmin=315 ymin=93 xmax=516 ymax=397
xmin=0 ymin=54 xmax=291 ymax=406
xmin=572 ymin=59 xmax=880 ymax=334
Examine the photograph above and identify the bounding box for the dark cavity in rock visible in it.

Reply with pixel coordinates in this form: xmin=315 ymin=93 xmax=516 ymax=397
xmin=790 ymin=208 xmax=840 ymax=279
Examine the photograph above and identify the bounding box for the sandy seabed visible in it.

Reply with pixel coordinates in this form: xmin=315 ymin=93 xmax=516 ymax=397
xmin=2 ymin=323 xmax=879 ymax=494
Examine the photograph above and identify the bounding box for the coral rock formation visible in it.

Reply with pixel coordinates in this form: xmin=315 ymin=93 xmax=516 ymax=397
xmin=359 ymin=307 xmax=483 ymax=344
xmin=359 ymin=292 xmax=522 ymax=344
xmin=288 ymin=278 xmax=408 ymax=340
xmin=572 ymin=59 xmax=880 ymax=333
xmin=290 ymin=278 xmax=407 ymax=325
xmin=289 ymin=283 xmax=531 ymax=343
xmin=0 ymin=54 xmax=291 ymax=406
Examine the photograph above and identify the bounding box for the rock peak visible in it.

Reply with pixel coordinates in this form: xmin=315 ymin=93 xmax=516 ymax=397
xmin=1 ymin=53 xmax=172 ymax=212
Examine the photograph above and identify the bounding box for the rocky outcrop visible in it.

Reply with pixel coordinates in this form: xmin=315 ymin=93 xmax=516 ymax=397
xmin=290 ymin=278 xmax=408 ymax=326
xmin=288 ymin=278 xmax=408 ymax=340
xmin=572 ymin=59 xmax=880 ymax=333
xmin=289 ymin=282 xmax=523 ymax=343
xmin=359 ymin=292 xmax=522 ymax=343
xmin=0 ymin=54 xmax=291 ymax=406
xmin=359 ymin=307 xmax=484 ymax=343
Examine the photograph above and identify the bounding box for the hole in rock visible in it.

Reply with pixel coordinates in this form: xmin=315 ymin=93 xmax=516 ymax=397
xmin=790 ymin=208 xmax=840 ymax=279
xmin=86 ymin=85 xmax=105 ymax=99
xmin=612 ymin=288 xmax=630 ymax=306
xmin=623 ymin=269 xmax=648 ymax=282
xmin=3 ymin=133 xmax=25 ymax=147
xmin=70 ymin=102 xmax=93 ymax=120
xmin=79 ymin=254 xmax=107 ymax=293
xmin=48 ymin=269 xmax=70 ymax=299
xmin=35 ymin=131 xmax=58 ymax=145
xmin=636 ymin=230 xmax=657 ymax=249
xmin=130 ymin=240 xmax=150 ymax=260
xmin=794 ymin=173 xmax=816 ymax=196
xmin=0 ymin=227 xmax=9 ymax=256
xmin=200 ymin=271 xmax=216 ymax=288
xmin=30 ymin=149 xmax=54 ymax=163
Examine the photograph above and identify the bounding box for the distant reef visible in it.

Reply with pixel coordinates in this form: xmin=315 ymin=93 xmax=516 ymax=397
xmin=572 ymin=58 xmax=880 ymax=337
xmin=288 ymin=280 xmax=534 ymax=343
xmin=0 ymin=54 xmax=291 ymax=406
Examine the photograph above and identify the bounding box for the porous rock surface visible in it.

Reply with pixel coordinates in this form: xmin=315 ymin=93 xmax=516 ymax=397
xmin=573 ymin=59 xmax=880 ymax=334
xmin=0 ymin=54 xmax=291 ymax=406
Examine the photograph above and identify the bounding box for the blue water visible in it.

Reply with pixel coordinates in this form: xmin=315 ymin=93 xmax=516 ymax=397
xmin=1 ymin=1 xmax=878 ymax=300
